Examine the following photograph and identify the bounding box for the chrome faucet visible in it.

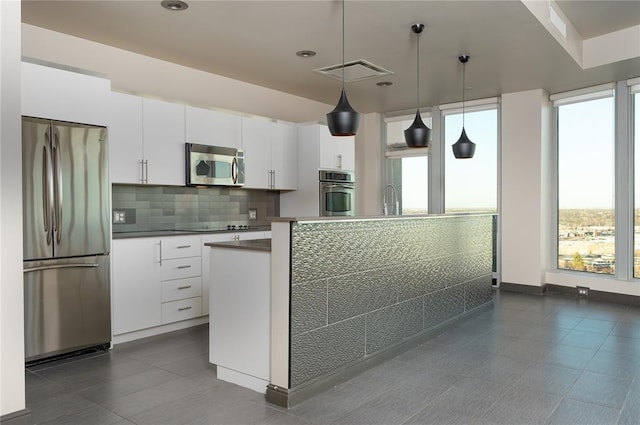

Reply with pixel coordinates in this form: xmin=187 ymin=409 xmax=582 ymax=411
xmin=383 ymin=184 xmax=400 ymax=215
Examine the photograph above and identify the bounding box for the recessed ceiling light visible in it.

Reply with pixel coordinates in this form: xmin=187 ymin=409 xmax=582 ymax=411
xmin=296 ymin=50 xmax=317 ymax=58
xmin=377 ymin=81 xmax=393 ymax=87
xmin=161 ymin=0 xmax=188 ymax=11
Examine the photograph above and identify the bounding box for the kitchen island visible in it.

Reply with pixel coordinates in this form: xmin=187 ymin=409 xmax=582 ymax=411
xmin=205 ymin=214 xmax=495 ymax=407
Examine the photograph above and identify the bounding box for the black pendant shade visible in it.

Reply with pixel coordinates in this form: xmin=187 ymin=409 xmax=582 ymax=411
xmin=327 ymin=89 xmax=360 ymax=137
xmin=404 ymin=110 xmax=431 ymax=148
xmin=452 ymin=54 xmax=475 ymax=159
xmin=327 ymin=0 xmax=359 ymax=137
xmin=452 ymin=128 xmax=476 ymax=159
xmin=404 ymin=23 xmax=430 ymax=148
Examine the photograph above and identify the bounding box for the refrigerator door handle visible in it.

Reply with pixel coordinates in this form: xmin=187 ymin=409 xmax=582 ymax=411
xmin=52 ymin=128 xmax=63 ymax=245
xmin=42 ymin=134 xmax=53 ymax=246
xmin=24 ymin=263 xmax=100 ymax=273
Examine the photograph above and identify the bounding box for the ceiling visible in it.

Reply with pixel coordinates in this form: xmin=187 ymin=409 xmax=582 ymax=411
xmin=21 ymin=0 xmax=640 ymax=115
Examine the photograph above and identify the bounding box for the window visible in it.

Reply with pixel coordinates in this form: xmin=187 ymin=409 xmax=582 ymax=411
xmin=632 ymin=86 xmax=640 ymax=277
xmin=384 ymin=116 xmax=431 ymax=215
xmin=555 ymin=92 xmax=615 ymax=274
xmin=444 ymin=108 xmax=498 ymax=213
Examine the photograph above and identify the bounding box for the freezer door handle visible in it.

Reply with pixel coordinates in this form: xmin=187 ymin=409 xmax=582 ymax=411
xmin=24 ymin=263 xmax=100 ymax=273
xmin=52 ymin=129 xmax=63 ymax=245
xmin=42 ymin=134 xmax=54 ymax=246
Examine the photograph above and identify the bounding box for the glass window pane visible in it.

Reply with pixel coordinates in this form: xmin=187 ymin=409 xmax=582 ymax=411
xmin=386 ymin=156 xmax=428 ymax=215
xmin=557 ymin=96 xmax=615 ymax=274
xmin=444 ymin=109 xmax=498 ymax=213
xmin=633 ymin=93 xmax=640 ymax=277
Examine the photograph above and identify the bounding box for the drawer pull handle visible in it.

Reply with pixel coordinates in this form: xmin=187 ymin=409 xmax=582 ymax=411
xmin=177 ymin=245 xmax=191 ymax=249
xmin=178 ymin=306 xmax=192 ymax=311
xmin=177 ymin=285 xmax=192 ymax=290
xmin=177 ymin=265 xmax=191 ymax=269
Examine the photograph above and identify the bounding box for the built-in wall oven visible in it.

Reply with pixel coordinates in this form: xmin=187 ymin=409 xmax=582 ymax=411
xmin=319 ymin=170 xmax=355 ymax=217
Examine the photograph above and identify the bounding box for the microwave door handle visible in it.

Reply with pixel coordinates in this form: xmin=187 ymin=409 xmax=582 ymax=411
xmin=231 ymin=157 xmax=238 ymax=184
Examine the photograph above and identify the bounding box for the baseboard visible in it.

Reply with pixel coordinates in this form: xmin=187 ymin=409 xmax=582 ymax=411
xmin=499 ymin=281 xmax=546 ymax=295
xmin=1 ymin=408 xmax=31 ymax=425
xmin=266 ymin=301 xmax=494 ymax=409
xmin=546 ymin=284 xmax=640 ymax=307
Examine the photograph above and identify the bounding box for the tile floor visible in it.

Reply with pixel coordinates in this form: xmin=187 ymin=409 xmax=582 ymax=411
xmin=25 ymin=290 xmax=640 ymax=425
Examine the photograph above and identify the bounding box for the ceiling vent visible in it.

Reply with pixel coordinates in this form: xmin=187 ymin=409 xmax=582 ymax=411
xmin=314 ymin=60 xmax=393 ymax=83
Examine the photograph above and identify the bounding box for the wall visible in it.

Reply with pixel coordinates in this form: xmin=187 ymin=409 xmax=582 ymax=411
xmin=355 ymin=112 xmax=382 ymax=216
xmin=21 ymin=24 xmax=331 ymax=124
xmin=501 ymin=89 xmax=551 ymax=289
xmin=288 ymin=215 xmax=494 ymax=388
xmin=112 ymin=185 xmax=279 ymax=232
xmin=1 ymin=0 xmax=26 ymax=418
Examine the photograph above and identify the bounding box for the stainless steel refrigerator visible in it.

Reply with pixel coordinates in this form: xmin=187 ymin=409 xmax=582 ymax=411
xmin=22 ymin=116 xmax=111 ymax=363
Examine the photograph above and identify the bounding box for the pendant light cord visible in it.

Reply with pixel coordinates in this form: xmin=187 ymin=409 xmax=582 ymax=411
xmin=462 ymin=60 xmax=466 ymax=128
xmin=342 ymin=0 xmax=345 ymax=90
xmin=416 ymin=30 xmax=420 ymax=112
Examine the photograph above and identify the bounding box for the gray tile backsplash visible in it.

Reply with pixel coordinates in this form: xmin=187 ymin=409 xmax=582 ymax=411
xmin=111 ymin=185 xmax=279 ymax=232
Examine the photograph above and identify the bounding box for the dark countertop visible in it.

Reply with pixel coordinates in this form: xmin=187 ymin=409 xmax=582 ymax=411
xmin=204 ymin=239 xmax=271 ymax=252
xmin=112 ymin=225 xmax=271 ymax=240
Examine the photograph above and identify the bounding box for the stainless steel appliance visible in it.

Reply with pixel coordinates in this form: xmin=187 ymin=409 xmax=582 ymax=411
xmin=185 ymin=143 xmax=245 ymax=187
xmin=22 ymin=117 xmax=111 ymax=364
xmin=319 ymin=169 xmax=355 ymax=217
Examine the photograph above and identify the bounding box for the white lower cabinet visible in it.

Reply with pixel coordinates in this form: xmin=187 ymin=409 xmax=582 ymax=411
xmin=112 ymin=235 xmax=203 ymax=337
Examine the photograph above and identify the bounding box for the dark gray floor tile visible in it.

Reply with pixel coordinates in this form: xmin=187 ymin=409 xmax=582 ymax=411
xmin=401 ymin=405 xmax=491 ymax=425
xmin=611 ymin=321 xmax=640 ymax=339
xmin=289 ymin=381 xmax=381 ymax=425
xmin=560 ymin=328 xmax=609 ymax=350
xmin=521 ymin=325 xmax=571 ymax=344
xmin=543 ymin=313 xmax=585 ymax=330
xmin=429 ymin=348 xmax=494 ymax=376
xmin=27 ymin=393 xmax=99 ymax=424
xmin=500 ymin=338 xmax=557 ymax=361
xmin=39 ymin=404 xmax=125 ymax=425
xmin=548 ymin=398 xmax=620 ymax=425
xmin=514 ymin=363 xmax=582 ymax=395
xmin=466 ymin=354 xmax=531 ymax=386
xmin=131 ymin=340 xmax=207 ymax=367
xmin=545 ymin=344 xmax=597 ymax=370
xmin=394 ymin=342 xmax=456 ymax=366
xmin=574 ymin=318 xmax=617 ymax=335
xmin=158 ymin=353 xmax=211 ymax=377
xmin=463 ymin=330 xmax=518 ymax=354
xmin=586 ymin=350 xmax=640 ymax=379
xmin=599 ymin=334 xmax=640 ymax=356
xmin=425 ymin=377 xmax=507 ymax=418
xmin=346 ymin=359 xmax=429 ymax=390
xmin=481 ymin=386 xmax=562 ymax=425
xmin=568 ymin=371 xmax=632 ymax=408
xmin=78 ymin=368 xmax=181 ymax=404
xmin=331 ymin=394 xmax=424 ymax=425
xmin=25 ymin=376 xmax=67 ymax=405
xmin=618 ymin=382 xmax=640 ymax=425
xmin=388 ymin=367 xmax=460 ymax=404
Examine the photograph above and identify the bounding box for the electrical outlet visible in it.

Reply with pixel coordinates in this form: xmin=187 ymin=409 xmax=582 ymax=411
xmin=248 ymin=208 xmax=257 ymax=220
xmin=577 ymin=286 xmax=589 ymax=296
xmin=113 ymin=210 xmax=126 ymax=224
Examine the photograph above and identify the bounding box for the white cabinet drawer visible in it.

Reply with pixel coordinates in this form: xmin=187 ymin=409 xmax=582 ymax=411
xmin=161 ymin=237 xmax=201 ymax=259
xmin=161 ymin=257 xmax=201 ymax=281
xmin=162 ymin=276 xmax=202 ymax=302
xmin=162 ymin=297 xmax=202 ymax=324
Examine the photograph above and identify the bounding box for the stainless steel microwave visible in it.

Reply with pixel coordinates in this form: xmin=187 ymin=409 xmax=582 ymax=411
xmin=185 ymin=143 xmax=245 ymax=187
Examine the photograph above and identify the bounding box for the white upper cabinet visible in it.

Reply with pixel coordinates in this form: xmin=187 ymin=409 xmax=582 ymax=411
xmin=271 ymin=122 xmax=298 ymax=191
xmin=242 ymin=117 xmax=272 ymax=189
xmin=142 ymin=98 xmax=185 ymax=186
xmin=242 ymin=117 xmax=297 ymax=190
xmin=21 ymin=62 xmax=110 ymax=126
xmin=185 ymin=106 xmax=241 ymax=149
xmin=319 ymin=125 xmax=355 ymax=171
xmin=109 ymin=92 xmax=144 ymax=184
xmin=108 ymin=95 xmax=185 ymax=185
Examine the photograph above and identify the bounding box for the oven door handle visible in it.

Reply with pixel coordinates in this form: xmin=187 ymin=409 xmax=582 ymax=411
xmin=323 ymin=184 xmax=354 ymax=189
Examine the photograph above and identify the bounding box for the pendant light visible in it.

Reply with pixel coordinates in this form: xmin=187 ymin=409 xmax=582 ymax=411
xmin=404 ymin=23 xmax=431 ymax=148
xmin=326 ymin=0 xmax=360 ymax=136
xmin=452 ymin=55 xmax=476 ymax=159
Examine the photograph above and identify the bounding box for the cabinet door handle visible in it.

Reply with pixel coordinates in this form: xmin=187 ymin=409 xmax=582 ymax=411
xmin=139 ymin=159 xmax=145 ymax=183
xmin=177 ymin=285 xmax=192 ymax=290
xmin=158 ymin=240 xmax=163 ymax=266
xmin=177 ymin=245 xmax=191 ymax=249
xmin=144 ymin=159 xmax=149 ymax=184
xmin=177 ymin=265 xmax=191 ymax=269
xmin=178 ymin=306 xmax=192 ymax=311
